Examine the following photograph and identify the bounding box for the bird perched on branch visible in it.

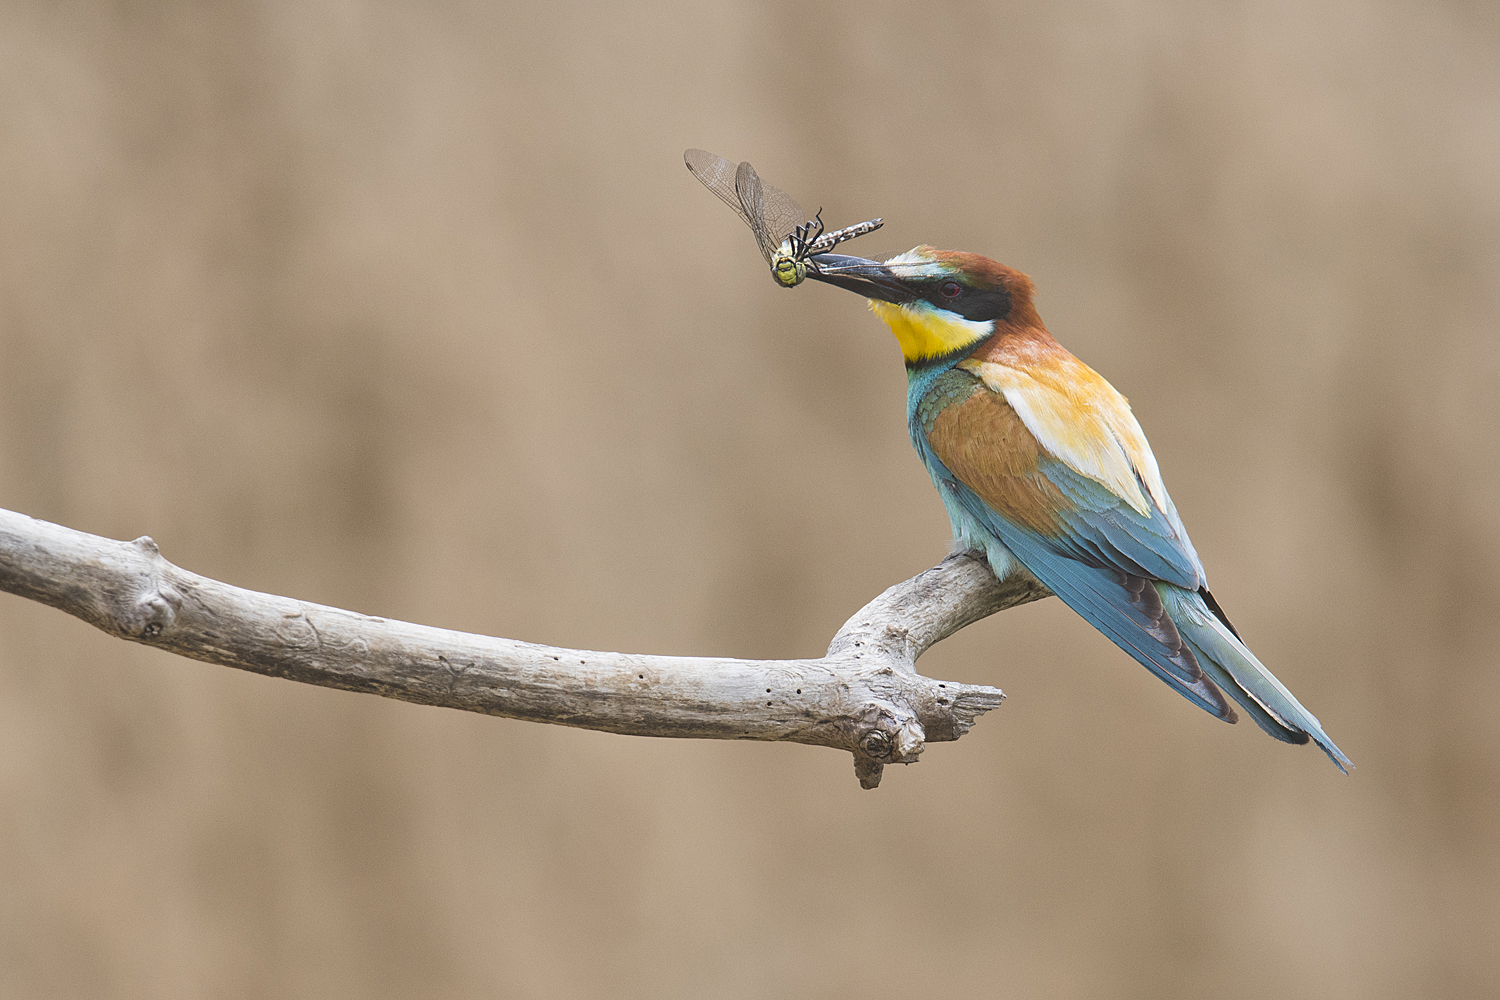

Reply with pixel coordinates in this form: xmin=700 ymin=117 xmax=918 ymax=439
xmin=805 ymin=247 xmax=1351 ymax=770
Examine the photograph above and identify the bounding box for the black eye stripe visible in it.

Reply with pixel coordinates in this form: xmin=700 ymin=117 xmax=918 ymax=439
xmin=925 ymin=284 xmax=1012 ymax=323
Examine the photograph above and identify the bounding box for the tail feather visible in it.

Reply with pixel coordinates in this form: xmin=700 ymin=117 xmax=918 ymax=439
xmin=1197 ymin=586 xmax=1242 ymax=641
xmin=1182 ymin=634 xmax=1308 ymax=745
xmin=1157 ymin=584 xmax=1352 ymax=772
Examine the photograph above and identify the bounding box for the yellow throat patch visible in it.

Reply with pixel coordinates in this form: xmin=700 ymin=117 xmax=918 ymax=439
xmin=869 ymin=299 xmax=994 ymax=365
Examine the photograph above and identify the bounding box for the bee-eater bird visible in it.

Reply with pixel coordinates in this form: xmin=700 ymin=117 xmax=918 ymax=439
xmin=806 ymin=247 xmax=1350 ymax=770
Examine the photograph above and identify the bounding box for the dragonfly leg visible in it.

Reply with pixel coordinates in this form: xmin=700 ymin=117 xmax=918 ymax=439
xmin=804 ymin=211 xmax=826 ymax=258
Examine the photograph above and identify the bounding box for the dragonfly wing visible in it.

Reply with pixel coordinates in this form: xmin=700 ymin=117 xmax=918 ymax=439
xmin=686 ymin=149 xmax=811 ymax=265
xmin=686 ymin=150 xmax=762 ymax=245
xmin=731 ymin=160 xmax=776 ymax=262
xmin=758 ymin=181 xmax=809 ymax=258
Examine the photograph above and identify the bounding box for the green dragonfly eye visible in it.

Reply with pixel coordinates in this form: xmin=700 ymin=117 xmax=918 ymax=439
xmin=773 ymin=255 xmax=807 ymax=287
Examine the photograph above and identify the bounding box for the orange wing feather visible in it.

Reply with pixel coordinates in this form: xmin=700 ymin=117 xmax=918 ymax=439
xmin=959 ymin=327 xmax=1170 ymax=518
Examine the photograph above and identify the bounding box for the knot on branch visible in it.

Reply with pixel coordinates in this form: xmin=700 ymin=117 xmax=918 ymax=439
xmin=116 ymin=535 xmax=181 ymax=640
xmin=850 ymin=700 xmax=930 ymax=788
xmin=855 ymin=705 xmax=925 ymax=763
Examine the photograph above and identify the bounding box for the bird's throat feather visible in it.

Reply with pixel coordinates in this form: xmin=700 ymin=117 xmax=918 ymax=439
xmin=870 ymin=300 xmax=993 ymax=366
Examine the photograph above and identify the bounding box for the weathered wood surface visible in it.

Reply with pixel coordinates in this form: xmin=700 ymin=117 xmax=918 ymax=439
xmin=0 ymin=507 xmax=1050 ymax=787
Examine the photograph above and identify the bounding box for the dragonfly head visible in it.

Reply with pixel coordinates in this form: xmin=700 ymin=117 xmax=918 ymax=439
xmin=772 ymin=243 xmax=808 ymax=287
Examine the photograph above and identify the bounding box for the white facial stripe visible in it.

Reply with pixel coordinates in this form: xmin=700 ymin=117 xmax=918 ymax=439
xmin=883 ymin=248 xmax=933 ymax=267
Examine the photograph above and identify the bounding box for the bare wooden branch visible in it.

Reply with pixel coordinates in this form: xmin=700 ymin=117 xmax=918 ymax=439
xmin=0 ymin=507 xmax=1050 ymax=788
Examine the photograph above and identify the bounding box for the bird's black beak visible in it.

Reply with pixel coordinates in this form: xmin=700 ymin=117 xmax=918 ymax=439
xmin=805 ymin=254 xmax=911 ymax=303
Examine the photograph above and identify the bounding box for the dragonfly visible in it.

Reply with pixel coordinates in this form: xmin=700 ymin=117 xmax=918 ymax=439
xmin=684 ymin=149 xmax=883 ymax=288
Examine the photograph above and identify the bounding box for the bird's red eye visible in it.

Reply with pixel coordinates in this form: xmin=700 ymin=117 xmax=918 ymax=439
xmin=940 ymin=280 xmax=962 ymax=298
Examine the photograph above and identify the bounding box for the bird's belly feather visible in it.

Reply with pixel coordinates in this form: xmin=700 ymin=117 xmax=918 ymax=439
xmin=932 ymin=474 xmax=1021 ymax=580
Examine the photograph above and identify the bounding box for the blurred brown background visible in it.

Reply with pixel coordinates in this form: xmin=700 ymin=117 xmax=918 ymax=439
xmin=2 ymin=1 xmax=1497 ymax=997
